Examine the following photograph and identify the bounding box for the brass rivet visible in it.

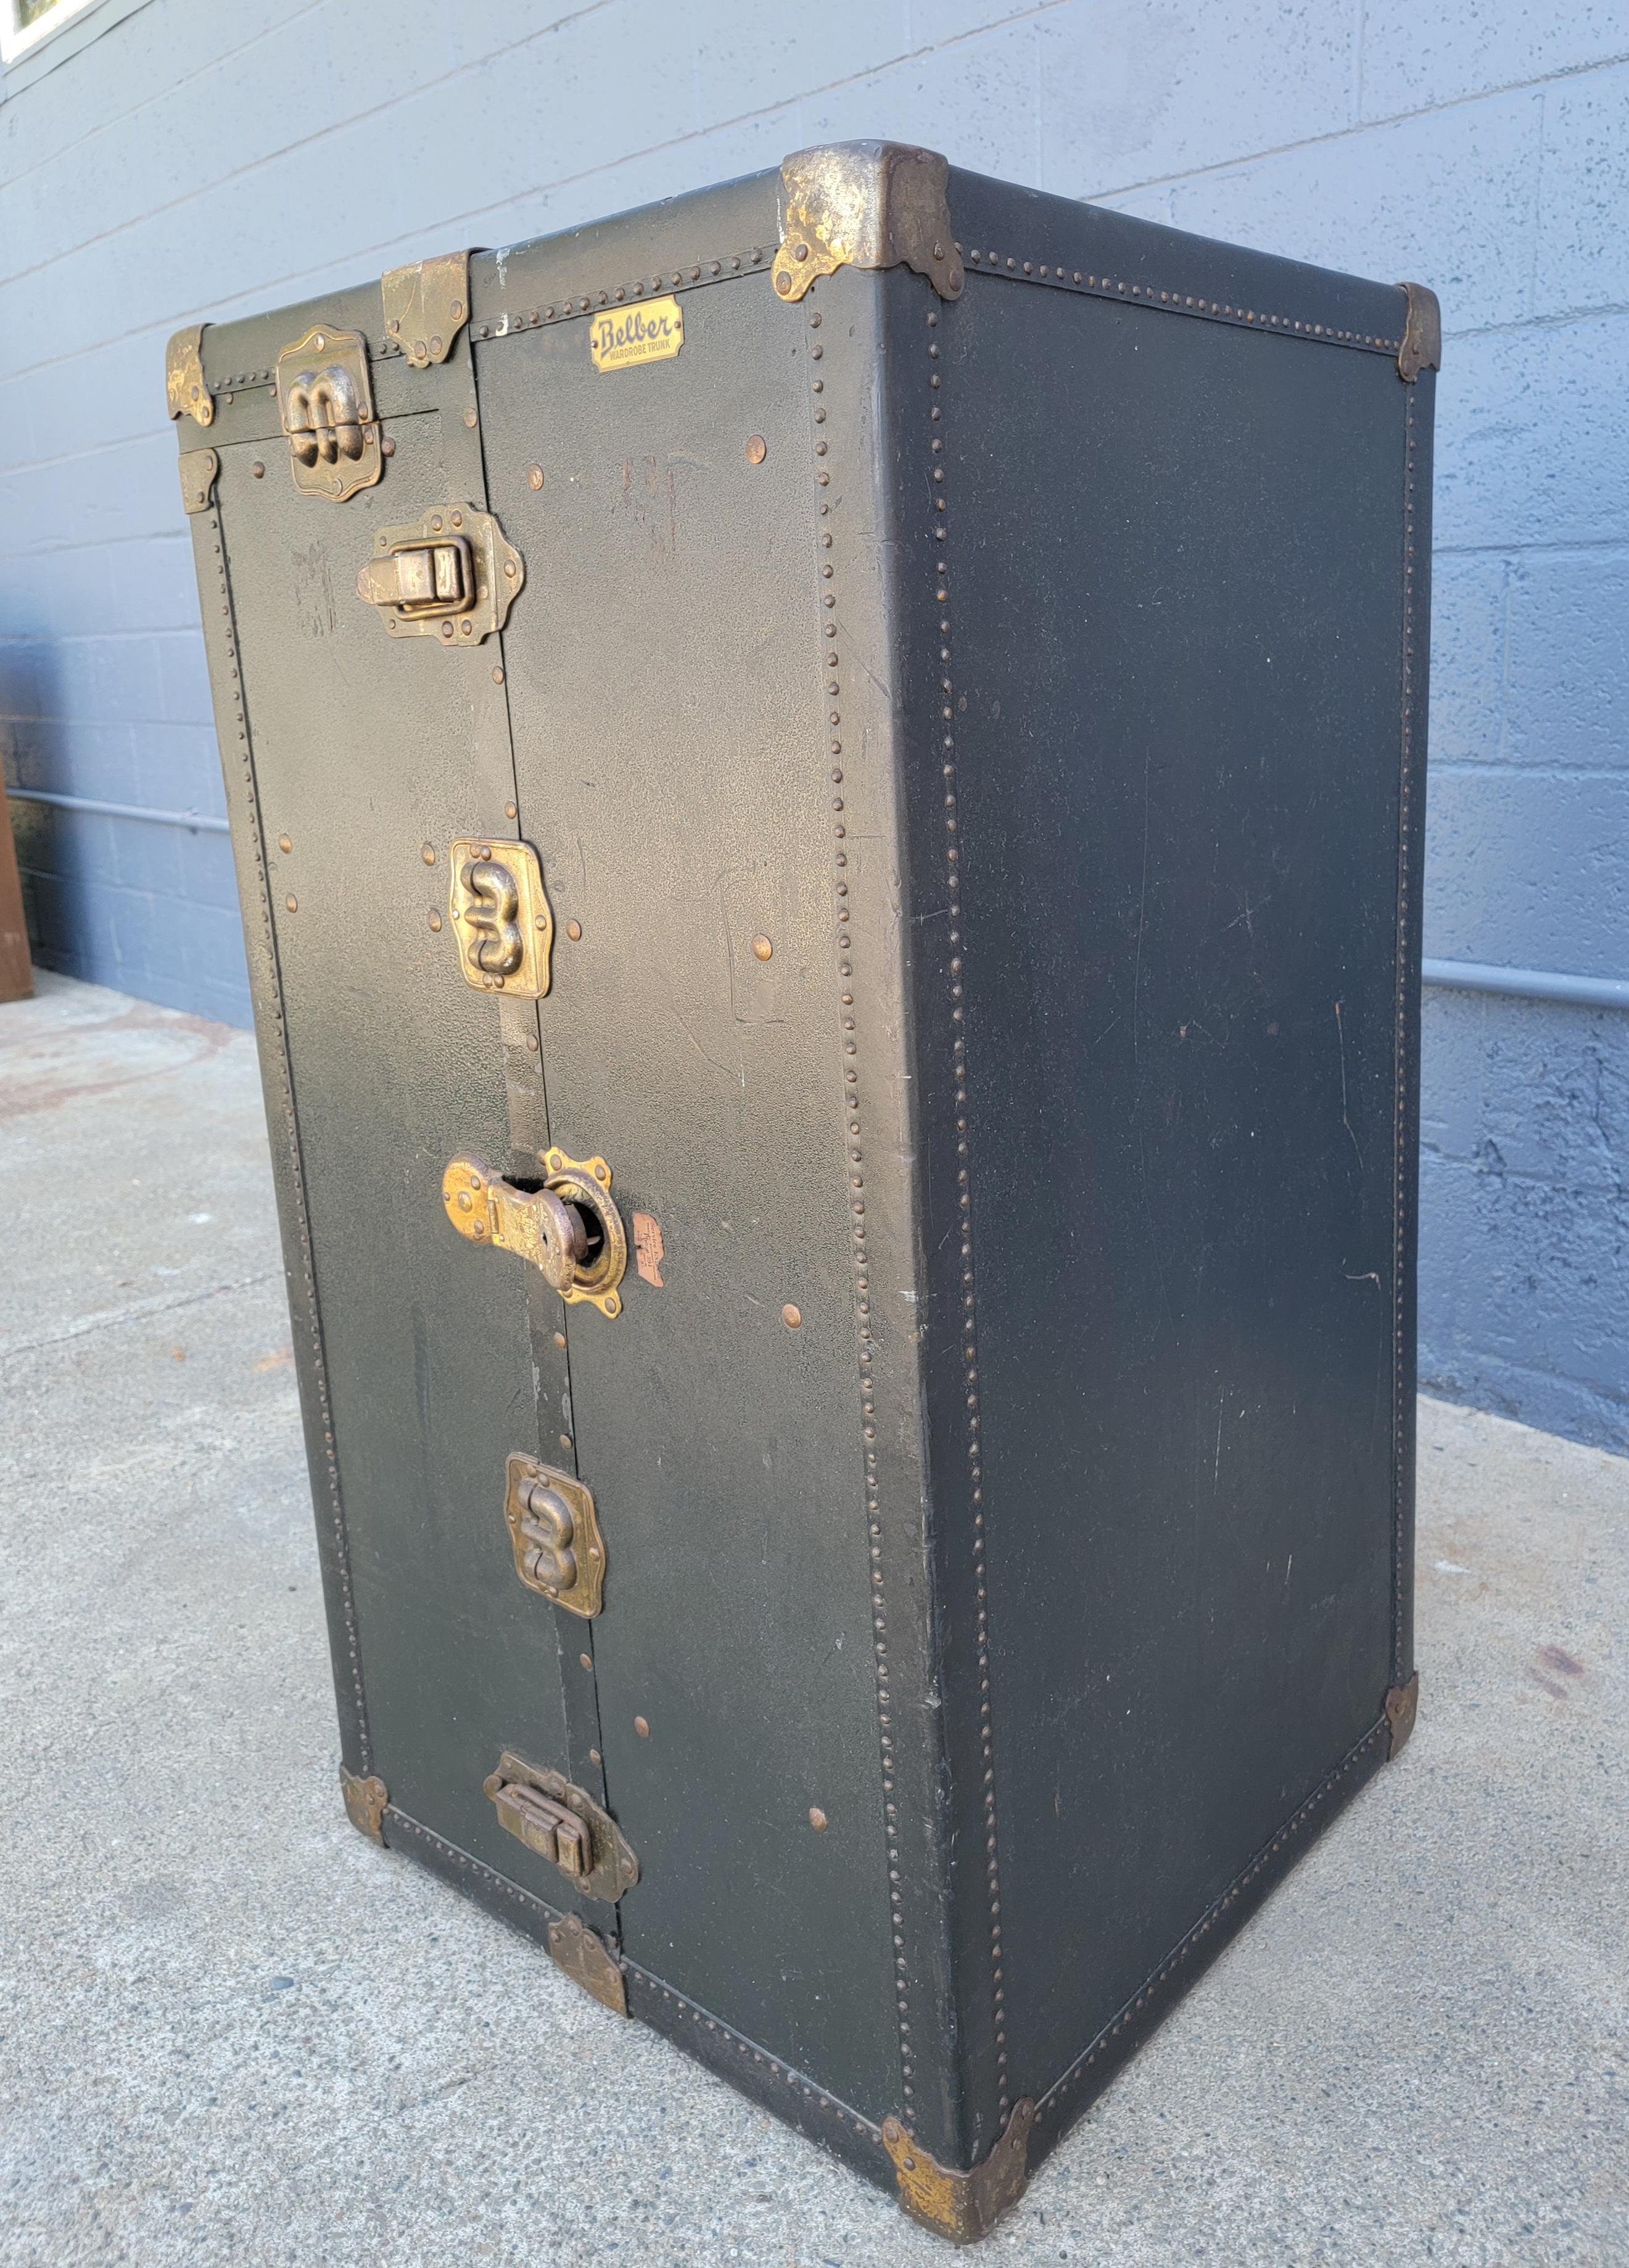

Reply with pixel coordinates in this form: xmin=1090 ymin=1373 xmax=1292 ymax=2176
xmin=284 ymin=895 xmax=297 ymax=913
xmin=809 ymin=1807 xmax=828 ymax=1831
xmin=493 ymin=667 xmax=506 ymax=685
xmin=503 ymin=560 xmax=518 ymax=577
xmin=277 ymin=834 xmax=291 ymax=853
xmin=554 ymin=1331 xmax=567 ymax=1349
xmin=451 ymin=512 xmax=463 ymax=529
xmin=428 ymin=911 xmax=442 ymax=932
xmin=381 ymin=437 xmax=395 ymax=457
xmin=746 ymin=434 xmax=767 ymax=465
xmin=752 ymin=934 xmax=773 ymax=961
xmin=505 ymin=800 xmax=517 ymax=817
xmin=593 ymin=1162 xmax=609 ymax=1182
xmin=456 ymin=1190 xmax=472 ymax=1210
xmin=590 ymin=1748 xmax=601 ymax=1765
xmin=782 ymin=1303 xmax=802 ymax=1330
xmin=559 ymin=1433 xmax=572 ymax=1452
xmin=464 ymin=407 xmax=478 ymax=428
xmin=421 ymin=843 xmax=435 ymax=864
xmin=634 ymin=1716 xmax=650 ymax=1739
xmin=528 ymin=464 xmax=545 ymax=490
xmin=580 ymin=1651 xmax=592 ymax=1671
xmin=251 ymin=461 xmax=266 ymax=479
xmin=775 ymin=271 xmax=793 ymax=296
xmin=793 ymin=242 xmax=809 ymax=262
xmin=566 ymin=920 xmax=582 ymax=942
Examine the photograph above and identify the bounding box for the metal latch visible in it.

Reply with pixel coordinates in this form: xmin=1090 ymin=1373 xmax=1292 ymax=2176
xmin=505 ymin=1454 xmax=606 ymax=1617
xmin=357 ymin=506 xmax=523 ymax=644
xmin=276 ymin=325 xmax=382 ymax=500
xmin=442 ymin=1147 xmax=628 ymax=1317
xmin=483 ymin=1752 xmax=638 ymax=1903
xmin=447 ymin=836 xmax=552 ymax=996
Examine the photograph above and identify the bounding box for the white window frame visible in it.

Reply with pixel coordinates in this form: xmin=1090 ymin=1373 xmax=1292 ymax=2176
xmin=1 ymin=0 xmax=101 ymax=65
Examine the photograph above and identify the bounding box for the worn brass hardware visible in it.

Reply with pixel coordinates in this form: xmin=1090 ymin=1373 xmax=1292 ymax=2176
xmin=1384 ymin=1671 xmax=1420 ymax=1757
xmin=505 ymin=1454 xmax=606 ymax=1618
xmin=546 ymin=1912 xmax=627 ymax=2014
xmin=447 ymin=837 xmax=551 ymax=995
xmin=178 ymin=449 xmax=219 ymax=516
xmin=882 ymin=2100 xmax=1034 ymax=2243
xmin=340 ymin=1766 xmax=389 ymax=1842
xmin=276 ymin=325 xmax=382 ymax=500
xmin=381 ymin=249 xmax=471 ymax=368
xmin=357 ymin=507 xmax=524 ymax=644
xmin=165 ymin=325 xmax=213 ymax=427
xmin=483 ymin=1750 xmax=638 ymax=1903
xmin=1396 ymin=284 xmax=1441 ymax=381
xmin=772 ymin=143 xmax=963 ymax=306
xmin=443 ymin=1148 xmax=627 ymax=1317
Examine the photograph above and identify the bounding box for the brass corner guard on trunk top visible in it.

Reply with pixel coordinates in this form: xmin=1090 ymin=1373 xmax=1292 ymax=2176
xmin=381 ymin=249 xmax=471 ymax=368
xmin=772 ymin=143 xmax=964 ymax=305
xmin=1384 ymin=1672 xmax=1421 ymax=1757
xmin=340 ymin=1767 xmax=389 ymax=1842
xmin=546 ymin=1913 xmax=628 ymax=2016
xmin=165 ymin=325 xmax=212 ymax=426
xmin=1396 ymin=284 xmax=1441 ymax=381
xmin=881 ymin=2101 xmax=1035 ymax=2243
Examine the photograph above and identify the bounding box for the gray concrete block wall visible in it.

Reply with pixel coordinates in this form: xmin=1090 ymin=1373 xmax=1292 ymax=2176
xmin=1 ymin=0 xmax=1623 ymax=1446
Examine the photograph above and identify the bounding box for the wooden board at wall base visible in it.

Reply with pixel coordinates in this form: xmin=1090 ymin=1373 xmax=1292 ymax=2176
xmin=0 ymin=779 xmax=34 ymax=1003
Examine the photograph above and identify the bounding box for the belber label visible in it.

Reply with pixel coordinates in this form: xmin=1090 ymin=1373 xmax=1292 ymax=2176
xmin=590 ymin=295 xmax=683 ymax=371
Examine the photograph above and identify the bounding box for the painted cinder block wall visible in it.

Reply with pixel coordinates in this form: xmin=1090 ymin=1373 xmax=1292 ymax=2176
xmin=2 ymin=1 xmax=1625 ymax=1450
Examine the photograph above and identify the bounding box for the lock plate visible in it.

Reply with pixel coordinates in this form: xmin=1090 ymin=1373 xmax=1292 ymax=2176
xmin=447 ymin=837 xmax=552 ymax=996
xmin=442 ymin=1149 xmax=627 ymax=1317
xmin=505 ymin=1454 xmax=606 ymax=1618
xmin=276 ymin=325 xmax=382 ymax=500
xmin=357 ymin=505 xmax=524 ymax=644
xmin=483 ymin=1751 xmax=638 ymax=1903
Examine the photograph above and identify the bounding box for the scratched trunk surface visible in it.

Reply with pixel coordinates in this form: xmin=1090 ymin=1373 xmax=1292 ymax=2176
xmin=178 ymin=160 xmax=1431 ymax=2215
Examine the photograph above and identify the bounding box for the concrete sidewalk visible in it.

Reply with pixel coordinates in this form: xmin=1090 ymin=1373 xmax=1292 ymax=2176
xmin=1 ymin=972 xmax=1625 ymax=2267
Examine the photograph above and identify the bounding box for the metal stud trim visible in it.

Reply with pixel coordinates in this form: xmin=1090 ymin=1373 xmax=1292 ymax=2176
xmin=962 ymin=244 xmax=1402 ymax=355
xmin=925 ymin=297 xmax=1010 ymax=2125
xmin=1393 ymin=383 xmax=1422 ymax=1684
xmin=625 ymin=1964 xmax=884 ymax=2142
xmin=198 ymin=507 xmax=371 ymax=1769
xmin=802 ymin=294 xmax=917 ymax=2109
xmin=1036 ymin=1717 xmax=1388 ymax=2122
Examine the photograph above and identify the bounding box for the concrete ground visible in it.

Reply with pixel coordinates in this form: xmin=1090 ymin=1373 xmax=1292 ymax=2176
xmin=0 ymin=972 xmax=1625 ymax=2268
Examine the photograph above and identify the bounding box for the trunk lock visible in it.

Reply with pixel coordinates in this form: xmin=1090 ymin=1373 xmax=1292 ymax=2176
xmin=442 ymin=1148 xmax=628 ymax=1317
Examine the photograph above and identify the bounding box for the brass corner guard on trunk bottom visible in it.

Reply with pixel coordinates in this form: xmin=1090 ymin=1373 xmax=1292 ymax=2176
xmin=881 ymin=2100 xmax=1035 ymax=2243
xmin=773 ymin=142 xmax=964 ymax=305
xmin=340 ymin=1767 xmax=389 ymax=1842
xmin=546 ymin=1913 xmax=628 ymax=2015
xmin=1384 ymin=1672 xmax=1421 ymax=1757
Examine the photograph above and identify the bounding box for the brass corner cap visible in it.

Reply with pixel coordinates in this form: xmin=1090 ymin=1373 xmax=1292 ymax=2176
xmin=166 ymin=324 xmax=213 ymax=427
xmin=1384 ymin=1671 xmax=1421 ymax=1758
xmin=340 ymin=1765 xmax=389 ymax=1842
xmin=773 ymin=141 xmax=963 ymax=305
xmin=1396 ymin=283 xmax=1441 ymax=380
xmin=381 ymin=248 xmax=472 ymax=368
xmin=882 ymin=2099 xmax=1035 ymax=2241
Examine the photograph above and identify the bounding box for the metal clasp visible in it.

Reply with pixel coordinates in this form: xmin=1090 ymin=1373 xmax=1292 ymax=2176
xmin=442 ymin=1148 xmax=628 ymax=1318
xmin=357 ymin=507 xmax=524 ymax=645
xmin=482 ymin=1752 xmax=638 ymax=1903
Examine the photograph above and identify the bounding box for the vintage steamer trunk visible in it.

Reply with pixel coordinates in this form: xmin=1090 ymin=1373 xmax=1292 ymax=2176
xmin=170 ymin=146 xmax=1436 ymax=2241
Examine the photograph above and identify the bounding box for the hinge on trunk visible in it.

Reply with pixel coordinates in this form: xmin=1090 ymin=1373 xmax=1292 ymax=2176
xmin=505 ymin=1454 xmax=606 ymax=1618
xmin=772 ymin=142 xmax=964 ymax=305
xmin=1385 ymin=1671 xmax=1421 ymax=1757
xmin=381 ymin=249 xmax=471 ymax=368
xmin=340 ymin=1766 xmax=389 ymax=1842
xmin=882 ymin=2100 xmax=1036 ymax=2243
xmin=1396 ymin=284 xmax=1441 ymax=381
xmin=276 ymin=325 xmax=382 ymax=500
xmin=546 ymin=1913 xmax=628 ymax=2016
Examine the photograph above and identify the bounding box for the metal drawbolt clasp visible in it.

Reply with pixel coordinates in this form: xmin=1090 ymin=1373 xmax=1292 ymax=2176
xmin=482 ymin=1752 xmax=638 ymax=1904
xmin=442 ymin=1148 xmax=628 ymax=1317
xmin=357 ymin=507 xmax=524 ymax=645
